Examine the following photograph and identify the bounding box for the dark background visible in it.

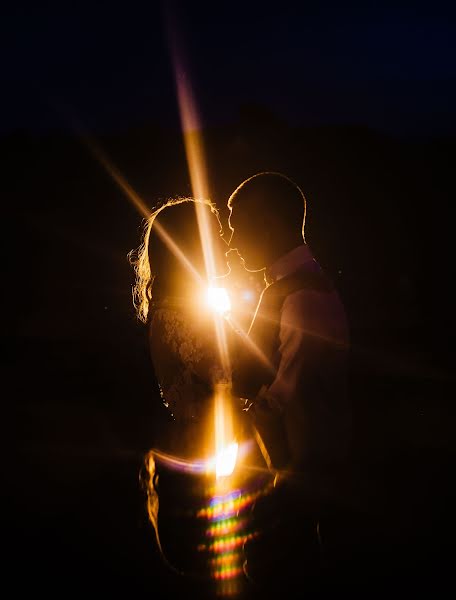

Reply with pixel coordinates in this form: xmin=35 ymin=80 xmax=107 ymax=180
xmin=4 ymin=0 xmax=455 ymax=597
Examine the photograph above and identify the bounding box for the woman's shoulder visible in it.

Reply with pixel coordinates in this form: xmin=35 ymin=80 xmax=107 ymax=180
xmin=147 ymin=298 xmax=228 ymax=416
xmin=149 ymin=302 xmax=210 ymax=364
xmin=149 ymin=297 xmax=218 ymax=339
xmin=149 ymin=298 xmax=207 ymax=327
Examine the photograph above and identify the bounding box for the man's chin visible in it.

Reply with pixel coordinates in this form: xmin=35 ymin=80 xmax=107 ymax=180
xmin=242 ymin=261 xmax=265 ymax=273
xmin=231 ymin=249 xmax=265 ymax=273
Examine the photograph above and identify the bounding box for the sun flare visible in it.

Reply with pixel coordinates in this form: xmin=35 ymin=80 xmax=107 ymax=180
xmin=207 ymin=286 xmax=231 ymax=315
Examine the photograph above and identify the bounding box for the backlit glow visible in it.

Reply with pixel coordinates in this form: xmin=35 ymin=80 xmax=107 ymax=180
xmin=214 ymin=441 xmax=238 ymax=478
xmin=207 ymin=286 xmax=231 ymax=315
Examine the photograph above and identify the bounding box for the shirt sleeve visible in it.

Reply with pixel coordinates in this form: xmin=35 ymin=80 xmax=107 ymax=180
xmin=266 ymin=296 xmax=309 ymax=411
xmin=248 ymin=295 xmax=309 ymax=469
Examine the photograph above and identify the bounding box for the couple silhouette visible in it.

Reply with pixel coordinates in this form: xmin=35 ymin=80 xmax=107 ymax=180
xmin=129 ymin=171 xmax=352 ymax=594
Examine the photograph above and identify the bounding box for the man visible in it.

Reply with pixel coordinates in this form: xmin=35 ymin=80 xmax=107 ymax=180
xmin=227 ymin=171 xmax=352 ymax=590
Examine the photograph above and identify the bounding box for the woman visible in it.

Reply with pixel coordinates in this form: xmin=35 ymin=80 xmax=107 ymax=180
xmin=129 ymin=197 xmax=239 ymax=582
xmin=130 ymin=196 xmax=231 ymax=445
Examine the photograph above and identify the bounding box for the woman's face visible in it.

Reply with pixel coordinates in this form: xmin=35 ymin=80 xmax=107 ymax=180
xmin=208 ymin=214 xmax=231 ymax=279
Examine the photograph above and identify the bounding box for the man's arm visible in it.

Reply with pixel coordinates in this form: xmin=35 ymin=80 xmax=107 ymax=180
xmin=227 ymin=287 xmax=277 ymax=400
xmin=247 ymin=300 xmax=308 ymax=470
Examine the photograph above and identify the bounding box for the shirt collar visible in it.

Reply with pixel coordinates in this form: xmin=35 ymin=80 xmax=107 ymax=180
xmin=266 ymin=244 xmax=317 ymax=284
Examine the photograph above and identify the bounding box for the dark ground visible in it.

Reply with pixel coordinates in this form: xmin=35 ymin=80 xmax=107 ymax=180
xmin=4 ymin=117 xmax=455 ymax=597
xmin=6 ymin=334 xmax=454 ymax=598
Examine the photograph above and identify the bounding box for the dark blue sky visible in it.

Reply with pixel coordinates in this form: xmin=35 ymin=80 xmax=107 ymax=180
xmin=1 ymin=0 xmax=455 ymax=136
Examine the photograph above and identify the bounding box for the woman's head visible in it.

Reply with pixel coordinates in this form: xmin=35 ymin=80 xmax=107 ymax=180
xmin=130 ymin=197 xmax=228 ymax=322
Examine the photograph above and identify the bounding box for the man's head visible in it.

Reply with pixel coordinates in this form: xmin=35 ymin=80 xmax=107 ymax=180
xmin=227 ymin=171 xmax=307 ymax=271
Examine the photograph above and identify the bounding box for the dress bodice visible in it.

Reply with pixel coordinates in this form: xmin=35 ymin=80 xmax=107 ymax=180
xmin=149 ymin=299 xmax=230 ymax=425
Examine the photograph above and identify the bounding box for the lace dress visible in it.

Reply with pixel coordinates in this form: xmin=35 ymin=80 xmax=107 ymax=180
xmin=143 ymin=297 xmax=277 ymax=590
xmin=151 ymin=300 xmax=227 ymax=407
xmin=144 ymin=298 xmax=233 ymax=579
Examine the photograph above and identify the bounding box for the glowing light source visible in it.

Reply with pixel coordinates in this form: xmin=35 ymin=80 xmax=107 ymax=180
xmin=241 ymin=289 xmax=254 ymax=303
xmin=215 ymin=441 xmax=238 ymax=478
xmin=207 ymin=286 xmax=231 ymax=315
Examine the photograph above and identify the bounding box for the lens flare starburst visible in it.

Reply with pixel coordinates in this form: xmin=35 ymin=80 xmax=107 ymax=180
xmin=207 ymin=287 xmax=232 ymax=316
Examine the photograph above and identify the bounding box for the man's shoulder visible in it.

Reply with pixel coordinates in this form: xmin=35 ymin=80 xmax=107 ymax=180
xmin=263 ymin=267 xmax=334 ymax=302
xmin=281 ymin=284 xmax=350 ymax=345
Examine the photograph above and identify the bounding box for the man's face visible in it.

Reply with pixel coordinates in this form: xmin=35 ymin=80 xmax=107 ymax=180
xmin=228 ymin=205 xmax=266 ymax=272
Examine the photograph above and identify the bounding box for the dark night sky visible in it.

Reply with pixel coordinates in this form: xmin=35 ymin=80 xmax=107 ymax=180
xmin=2 ymin=0 xmax=456 ymax=136
xmin=5 ymin=2 xmax=456 ymax=597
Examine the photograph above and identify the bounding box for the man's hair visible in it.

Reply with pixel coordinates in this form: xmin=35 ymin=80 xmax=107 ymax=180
xmin=228 ymin=171 xmax=307 ymax=239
